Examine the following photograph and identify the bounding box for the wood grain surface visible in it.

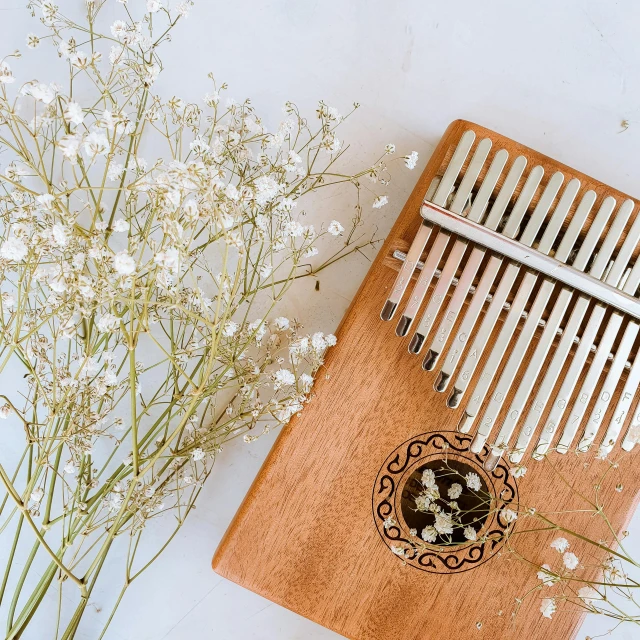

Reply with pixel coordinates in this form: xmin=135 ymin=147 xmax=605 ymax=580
xmin=212 ymin=120 xmax=640 ymax=640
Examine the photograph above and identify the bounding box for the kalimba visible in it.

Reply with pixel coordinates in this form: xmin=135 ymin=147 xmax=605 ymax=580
xmin=212 ymin=121 xmax=640 ymax=640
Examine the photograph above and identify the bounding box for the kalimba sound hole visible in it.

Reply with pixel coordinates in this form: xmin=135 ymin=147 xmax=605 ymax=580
xmin=400 ymin=459 xmax=491 ymax=545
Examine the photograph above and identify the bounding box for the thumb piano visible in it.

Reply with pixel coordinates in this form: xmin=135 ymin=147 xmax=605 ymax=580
xmin=212 ymin=120 xmax=640 ymax=640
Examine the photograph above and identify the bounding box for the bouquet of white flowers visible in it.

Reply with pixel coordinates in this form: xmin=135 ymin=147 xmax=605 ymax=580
xmin=0 ymin=1 xmax=417 ymax=637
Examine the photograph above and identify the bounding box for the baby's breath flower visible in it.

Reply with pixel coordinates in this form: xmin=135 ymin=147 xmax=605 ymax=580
xmin=111 ymin=20 xmax=128 ymax=40
xmin=273 ymin=368 xmax=295 ymax=390
xmin=273 ymin=317 xmax=290 ymax=331
xmin=23 ymin=82 xmax=58 ymax=104
xmin=550 ymin=537 xmax=569 ymax=553
xmin=0 ymin=6 xmax=409 ymax=632
xmin=327 ymin=220 xmax=344 ymax=236
xmin=434 ymin=511 xmax=454 ymax=535
xmin=421 ymin=525 xmax=437 ymax=543
xmin=540 ymin=598 xmax=556 ymax=619
xmin=107 ymin=163 xmax=124 ymax=181
xmin=1 ymin=237 xmax=27 ymax=261
xmin=26 ymin=34 xmax=40 ymax=49
xmin=372 ymin=195 xmax=388 ymax=209
xmin=113 ymin=252 xmax=136 ymax=276
xmin=109 ymin=45 xmax=125 ymax=65
xmin=0 ymin=61 xmax=15 ymax=84
xmin=563 ymin=552 xmax=579 ymax=570
xmin=537 ymin=564 xmax=558 ymax=586
xmin=422 ymin=468 xmax=437 ymax=489
xmin=97 ymin=313 xmax=119 ymax=333
xmin=299 ymin=373 xmax=313 ymax=393
xmin=176 ymin=1 xmax=192 ymax=17
xmin=404 ymin=151 xmax=419 ymax=169
xmin=448 ymin=483 xmax=462 ymax=499
xmin=577 ymin=586 xmax=600 ymax=605
xmin=465 ymin=472 xmax=481 ymax=492
xmin=463 ymin=526 xmax=477 ymax=541
xmin=84 ymin=131 xmax=109 ymax=157
xmin=222 ymin=320 xmax=239 ymax=338
xmin=501 ymin=508 xmax=518 ymax=523
xmin=204 ymin=91 xmax=220 ymax=106
xmin=63 ymin=102 xmax=84 ymax=126
xmin=58 ymin=134 xmax=81 ymax=163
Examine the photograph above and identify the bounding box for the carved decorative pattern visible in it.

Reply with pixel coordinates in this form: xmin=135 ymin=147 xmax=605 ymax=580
xmin=372 ymin=431 xmax=519 ymax=574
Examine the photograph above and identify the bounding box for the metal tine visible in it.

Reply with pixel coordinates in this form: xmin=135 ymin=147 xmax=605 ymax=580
xmin=460 ymin=173 xmax=569 ymax=445
xmin=618 ymin=353 xmax=640 ymax=452
xmin=393 ymin=131 xmax=476 ymax=333
xmin=533 ymin=199 xmax=634 ymax=459
xmin=583 ymin=322 xmax=639 ymax=453
xmin=437 ymin=164 xmax=543 ymax=393
xmin=510 ymin=196 xmax=617 ymax=462
xmin=449 ymin=139 xmax=493 ymax=216
xmin=381 ymin=176 xmax=441 ymax=321
xmin=554 ymin=200 xmax=639 ymax=453
xmin=403 ymin=138 xmax=493 ymax=346
xmin=486 ymin=190 xmax=597 ymax=464
xmin=406 ymin=140 xmax=493 ymax=352
xmin=422 ymin=145 xmax=518 ymax=367
xmin=604 ymin=257 xmax=640 ymax=453
xmin=454 ymin=171 xmax=564 ymax=421
xmin=474 ymin=179 xmax=582 ymax=465
xmin=415 ymin=154 xmax=527 ymax=361
xmin=579 ymin=219 xmax=640 ymax=453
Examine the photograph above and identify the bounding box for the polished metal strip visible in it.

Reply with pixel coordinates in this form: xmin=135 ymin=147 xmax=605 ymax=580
xmin=420 ymin=202 xmax=640 ymax=320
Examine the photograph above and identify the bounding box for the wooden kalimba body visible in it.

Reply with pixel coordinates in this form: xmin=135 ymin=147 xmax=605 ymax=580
xmin=212 ymin=121 xmax=640 ymax=640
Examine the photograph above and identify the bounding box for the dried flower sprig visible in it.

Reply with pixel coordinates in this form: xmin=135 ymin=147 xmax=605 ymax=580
xmin=0 ymin=2 xmax=417 ymax=637
xmin=386 ymin=447 xmax=640 ymax=636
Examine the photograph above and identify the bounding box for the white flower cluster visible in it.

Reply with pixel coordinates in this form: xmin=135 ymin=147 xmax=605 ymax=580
xmin=0 ymin=2 xmax=414 ymax=634
xmin=410 ymin=466 xmax=483 ymax=546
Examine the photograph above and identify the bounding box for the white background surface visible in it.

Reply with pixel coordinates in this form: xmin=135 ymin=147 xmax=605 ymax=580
xmin=2 ymin=0 xmax=640 ymax=638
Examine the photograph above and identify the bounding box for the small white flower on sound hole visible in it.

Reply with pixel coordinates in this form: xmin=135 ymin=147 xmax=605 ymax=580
xmin=465 ymin=472 xmax=481 ymax=492
xmin=421 ymin=468 xmax=437 ymax=489
xmin=421 ymin=526 xmax=437 ymax=543
xmin=464 ymin=526 xmax=477 ymax=541
xmin=447 ymin=482 xmax=462 ymax=499
xmin=434 ymin=511 xmax=454 ymax=535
